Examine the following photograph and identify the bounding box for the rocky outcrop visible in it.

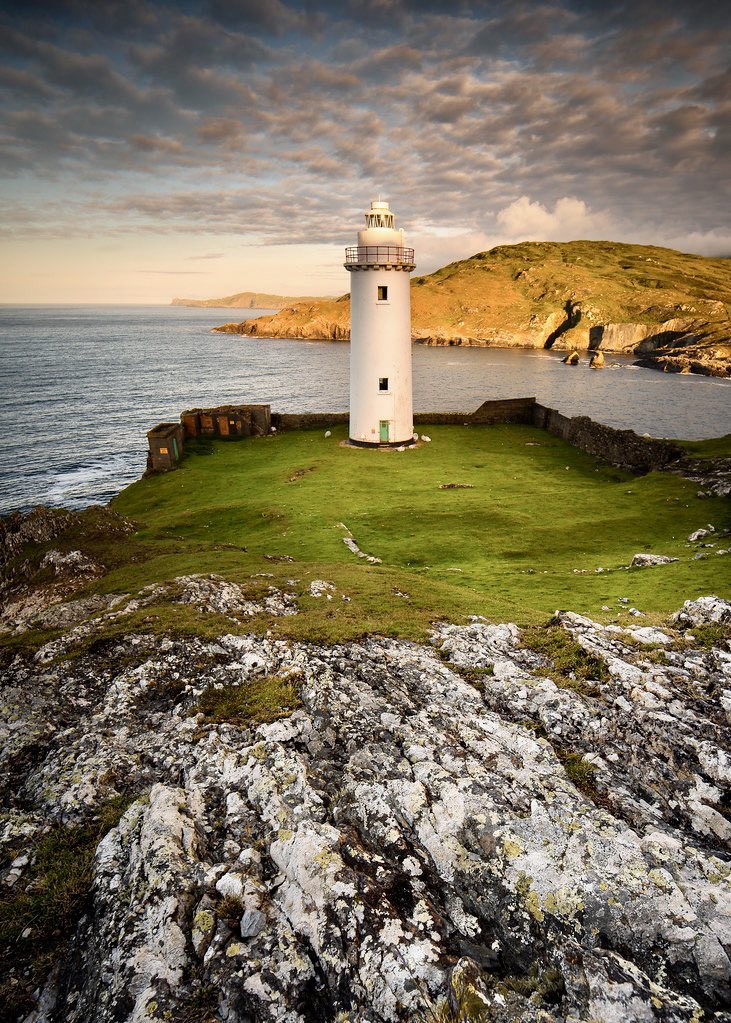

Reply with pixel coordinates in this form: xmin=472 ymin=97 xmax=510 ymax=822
xmin=1 ymin=568 xmax=730 ymax=1022
xmin=0 ymin=507 xmax=135 ymax=636
xmin=590 ymin=319 xmax=731 ymax=377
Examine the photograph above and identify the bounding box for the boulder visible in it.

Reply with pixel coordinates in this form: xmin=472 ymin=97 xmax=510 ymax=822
xmin=630 ymin=553 xmax=679 ymax=567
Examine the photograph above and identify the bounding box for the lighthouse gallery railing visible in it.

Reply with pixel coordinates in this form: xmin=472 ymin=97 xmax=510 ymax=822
xmin=344 ymin=245 xmax=415 ymax=267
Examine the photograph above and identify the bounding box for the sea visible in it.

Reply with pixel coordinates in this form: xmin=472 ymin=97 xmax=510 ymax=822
xmin=1 ymin=304 xmax=730 ymax=515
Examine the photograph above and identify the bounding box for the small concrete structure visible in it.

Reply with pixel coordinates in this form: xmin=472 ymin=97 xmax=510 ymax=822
xmin=181 ymin=404 xmax=271 ymax=439
xmin=147 ymin=422 xmax=184 ymax=472
xmin=345 ymin=200 xmax=415 ymax=447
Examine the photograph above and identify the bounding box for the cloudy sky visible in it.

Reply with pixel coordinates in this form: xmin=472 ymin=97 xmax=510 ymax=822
xmin=1 ymin=0 xmax=729 ymax=302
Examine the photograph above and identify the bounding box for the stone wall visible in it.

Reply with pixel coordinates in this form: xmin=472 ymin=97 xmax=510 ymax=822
xmin=147 ymin=397 xmax=684 ymax=475
xmin=273 ymin=399 xmax=538 ymax=431
xmin=533 ymin=404 xmax=683 ymax=470
xmin=272 ymin=412 xmax=349 ymax=430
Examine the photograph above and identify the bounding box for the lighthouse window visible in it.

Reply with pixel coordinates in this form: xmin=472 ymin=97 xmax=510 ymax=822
xmin=379 ymin=377 xmax=388 ymax=391
xmin=377 ymin=286 xmax=388 ymax=301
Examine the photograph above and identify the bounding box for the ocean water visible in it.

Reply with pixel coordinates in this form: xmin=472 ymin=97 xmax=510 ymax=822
xmin=1 ymin=304 xmax=730 ymax=515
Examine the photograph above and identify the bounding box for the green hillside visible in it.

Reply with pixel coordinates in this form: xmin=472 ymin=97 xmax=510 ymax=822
xmin=10 ymin=425 xmax=719 ymax=649
xmin=214 ymin=241 xmax=731 ymax=375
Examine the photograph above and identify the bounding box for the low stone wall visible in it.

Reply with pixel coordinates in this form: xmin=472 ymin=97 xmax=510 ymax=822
xmin=414 ymin=398 xmax=537 ymax=426
xmin=533 ymin=404 xmax=683 ymax=470
xmin=148 ymin=397 xmax=684 ymax=475
xmin=273 ymin=412 xmax=349 ymax=431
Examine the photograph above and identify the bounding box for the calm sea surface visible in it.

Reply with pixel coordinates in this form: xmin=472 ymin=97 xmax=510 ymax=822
xmin=1 ymin=304 xmax=730 ymax=514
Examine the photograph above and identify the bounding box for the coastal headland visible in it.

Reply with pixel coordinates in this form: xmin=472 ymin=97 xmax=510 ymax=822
xmin=172 ymin=291 xmax=324 ymax=311
xmin=1 ymin=421 xmax=730 ymax=1022
xmin=212 ymin=240 xmax=731 ymax=377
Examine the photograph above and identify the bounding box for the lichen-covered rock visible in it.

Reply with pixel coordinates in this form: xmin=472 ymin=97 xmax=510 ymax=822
xmin=630 ymin=553 xmax=678 ymax=567
xmin=1 ymin=584 xmax=729 ymax=1022
xmin=673 ymin=595 xmax=731 ymax=627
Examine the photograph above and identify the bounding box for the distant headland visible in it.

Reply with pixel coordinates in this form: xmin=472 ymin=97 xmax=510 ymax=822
xmin=171 ymin=290 xmax=325 ymax=310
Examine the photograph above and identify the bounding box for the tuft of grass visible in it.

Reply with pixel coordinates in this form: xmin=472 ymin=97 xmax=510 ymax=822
xmin=194 ymin=673 xmax=304 ymax=726
xmin=217 ymin=894 xmax=243 ymax=921
xmin=679 ymin=622 xmax=731 ymax=651
xmin=677 ymin=434 xmax=731 ymax=459
xmin=0 ymin=795 xmax=137 ymax=1018
xmin=500 ymin=964 xmax=565 ymax=1004
xmin=522 ymin=625 xmax=609 ymax=692
xmin=452 ymin=664 xmax=495 ymax=692
xmin=557 ymin=751 xmax=601 ymax=798
xmin=178 ymin=982 xmax=219 ymax=1023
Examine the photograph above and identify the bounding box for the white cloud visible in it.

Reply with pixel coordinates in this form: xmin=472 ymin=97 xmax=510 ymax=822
xmin=494 ymin=195 xmax=612 ymax=242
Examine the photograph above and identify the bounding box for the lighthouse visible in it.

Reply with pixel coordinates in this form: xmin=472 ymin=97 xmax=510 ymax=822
xmin=345 ymin=199 xmax=416 ymax=447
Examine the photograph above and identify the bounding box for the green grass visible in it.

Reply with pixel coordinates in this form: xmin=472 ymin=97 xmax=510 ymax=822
xmin=522 ymin=624 xmax=610 ymax=691
xmin=676 ymin=434 xmax=731 ymax=458
xmin=22 ymin=423 xmax=726 ymax=645
xmin=0 ymin=795 xmax=136 ymax=1017
xmin=194 ymin=673 xmax=304 ymax=726
xmin=557 ymin=751 xmax=601 ymax=799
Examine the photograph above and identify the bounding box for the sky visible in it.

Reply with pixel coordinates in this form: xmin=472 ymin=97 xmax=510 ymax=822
xmin=0 ymin=0 xmax=729 ymax=303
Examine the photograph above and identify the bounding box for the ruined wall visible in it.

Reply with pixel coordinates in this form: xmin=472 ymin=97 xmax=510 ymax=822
xmin=182 ymin=405 xmax=271 ymax=439
xmin=533 ymin=404 xmax=683 ymax=470
xmin=273 ymin=399 xmax=538 ymax=431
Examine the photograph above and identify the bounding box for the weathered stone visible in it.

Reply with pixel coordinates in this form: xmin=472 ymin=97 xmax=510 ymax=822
xmin=630 ymin=553 xmax=679 ymax=567
xmin=2 ymin=578 xmax=730 ymax=1022
xmin=239 ymin=909 xmax=266 ymax=938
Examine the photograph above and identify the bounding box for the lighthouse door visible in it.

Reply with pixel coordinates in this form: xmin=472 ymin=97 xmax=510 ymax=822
xmin=379 ymin=420 xmax=389 ymax=443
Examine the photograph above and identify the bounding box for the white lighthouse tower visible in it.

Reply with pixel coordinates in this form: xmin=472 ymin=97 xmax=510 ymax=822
xmin=345 ymin=199 xmax=416 ymax=447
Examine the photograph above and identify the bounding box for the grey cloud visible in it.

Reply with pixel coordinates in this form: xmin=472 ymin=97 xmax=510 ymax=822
xmin=0 ymin=0 xmax=728 ymax=259
xmin=0 ymin=66 xmax=57 ymax=100
xmin=206 ymin=0 xmax=311 ymax=33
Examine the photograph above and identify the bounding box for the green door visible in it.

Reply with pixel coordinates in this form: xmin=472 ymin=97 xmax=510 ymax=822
xmin=379 ymin=420 xmax=389 ymax=442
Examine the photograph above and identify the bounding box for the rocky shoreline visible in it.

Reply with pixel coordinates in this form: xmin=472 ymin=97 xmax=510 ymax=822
xmin=1 ymin=502 xmax=730 ymax=1023
xmin=212 ymin=322 xmax=730 ymax=379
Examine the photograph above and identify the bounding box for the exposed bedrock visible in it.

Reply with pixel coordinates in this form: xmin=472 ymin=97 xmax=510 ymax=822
xmin=1 ymin=582 xmax=730 ymax=1022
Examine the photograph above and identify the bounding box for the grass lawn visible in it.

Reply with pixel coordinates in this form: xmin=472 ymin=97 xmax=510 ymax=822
xmin=92 ymin=424 xmax=731 ymax=643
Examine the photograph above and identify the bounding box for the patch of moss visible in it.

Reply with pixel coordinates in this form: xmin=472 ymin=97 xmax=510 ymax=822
xmin=194 ymin=673 xmax=304 ymax=727
xmin=522 ymin=624 xmax=608 ymax=692
xmin=500 ymin=963 xmax=565 ymax=1004
xmin=558 ymin=751 xmax=600 ymax=796
xmin=216 ymin=894 xmax=244 ymax=921
xmin=679 ymin=622 xmax=731 ymax=651
xmin=453 ymin=664 xmax=495 ymax=691
xmin=0 ymin=794 xmax=137 ymax=1018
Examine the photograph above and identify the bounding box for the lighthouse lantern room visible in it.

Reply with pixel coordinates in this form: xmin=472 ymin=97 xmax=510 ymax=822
xmin=345 ymin=200 xmax=415 ymax=447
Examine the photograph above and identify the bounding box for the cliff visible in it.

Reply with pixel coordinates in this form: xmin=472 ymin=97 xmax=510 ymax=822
xmin=213 ymin=241 xmax=731 ymax=376
xmin=172 ymin=291 xmax=324 ymax=310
